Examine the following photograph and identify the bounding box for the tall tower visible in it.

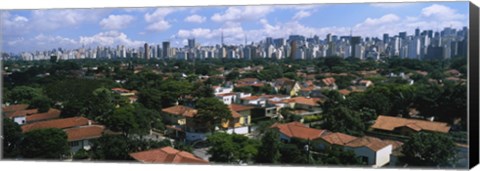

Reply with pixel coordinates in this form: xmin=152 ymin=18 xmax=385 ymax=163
xmin=221 ymin=31 xmax=224 ymax=46
xmin=144 ymin=43 xmax=149 ymax=60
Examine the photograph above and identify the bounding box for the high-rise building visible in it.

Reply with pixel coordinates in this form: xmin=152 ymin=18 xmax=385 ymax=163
xmin=144 ymin=43 xmax=150 ymax=60
xmin=350 ymin=36 xmax=361 ymax=58
xmin=162 ymin=41 xmax=170 ymax=58
xmin=399 ymin=32 xmax=407 ymax=40
xmin=188 ymin=39 xmax=196 ymax=49
xmin=415 ymin=28 xmax=420 ymax=37
xmin=383 ymin=33 xmax=389 ymax=44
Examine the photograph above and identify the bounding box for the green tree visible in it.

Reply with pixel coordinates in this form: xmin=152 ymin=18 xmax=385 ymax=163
xmin=158 ymin=80 xmax=193 ymax=107
xmin=8 ymin=86 xmax=44 ymax=104
xmin=29 ymin=96 xmax=52 ymax=113
xmin=194 ymin=97 xmax=232 ymax=133
xmin=322 ymin=106 xmax=365 ymax=136
xmin=279 ymin=143 xmax=308 ymax=164
xmin=401 ymin=132 xmax=456 ymax=166
xmin=255 ymin=129 xmax=281 ymax=164
xmin=20 ymin=128 xmax=69 ymax=159
xmin=207 ymin=133 xmax=259 ymax=164
xmin=2 ymin=118 xmax=23 ymax=158
xmin=316 ymin=146 xmax=363 ymax=165
xmin=90 ymin=135 xmax=131 ymax=161
xmin=138 ymin=88 xmax=163 ymax=111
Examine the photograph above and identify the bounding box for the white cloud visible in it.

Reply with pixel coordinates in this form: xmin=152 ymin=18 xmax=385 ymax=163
xmin=356 ymin=14 xmax=400 ymax=27
xmin=211 ymin=6 xmax=273 ymax=22
xmin=13 ymin=16 xmax=28 ymax=22
xmin=146 ymin=20 xmax=171 ymax=32
xmin=1 ymin=12 xmax=29 ymax=37
xmin=99 ymin=15 xmax=134 ymax=30
xmin=30 ymin=9 xmax=106 ymax=31
xmin=79 ymin=31 xmax=145 ymax=48
xmin=34 ymin=34 xmax=78 ymax=46
xmin=184 ymin=14 xmax=206 ymax=23
xmin=144 ymin=8 xmax=178 ymax=32
xmin=292 ymin=10 xmax=311 ymax=20
xmin=421 ymin=4 xmax=465 ymax=20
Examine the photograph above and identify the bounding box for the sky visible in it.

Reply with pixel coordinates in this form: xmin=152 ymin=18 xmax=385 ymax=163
xmin=1 ymin=2 xmax=469 ymax=54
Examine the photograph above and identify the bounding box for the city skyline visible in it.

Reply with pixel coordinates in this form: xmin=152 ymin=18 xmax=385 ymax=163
xmin=1 ymin=2 xmax=468 ymax=53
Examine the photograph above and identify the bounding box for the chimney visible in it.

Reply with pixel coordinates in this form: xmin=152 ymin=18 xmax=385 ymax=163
xmin=88 ymin=120 xmax=92 ymax=126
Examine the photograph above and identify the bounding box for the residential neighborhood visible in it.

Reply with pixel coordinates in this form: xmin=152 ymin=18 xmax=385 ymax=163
xmin=0 ymin=3 xmax=471 ymax=169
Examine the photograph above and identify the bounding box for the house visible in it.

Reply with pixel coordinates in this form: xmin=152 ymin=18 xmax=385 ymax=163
xmin=25 ymin=108 xmax=61 ymax=123
xmin=315 ymin=132 xmax=393 ymax=167
xmin=215 ymin=92 xmax=237 ymax=105
xmin=370 ymin=115 xmax=451 ymax=135
xmin=111 ymin=88 xmax=137 ymax=103
xmin=281 ymin=97 xmax=324 ymax=117
xmin=161 ymin=105 xmax=197 ymax=126
xmin=273 ymin=78 xmax=301 ymax=96
xmin=240 ymin=96 xmax=266 ymax=107
xmin=213 ymin=85 xmax=233 ymax=95
xmin=129 ymin=146 xmax=208 ymax=164
xmin=321 ymin=77 xmax=338 ymax=90
xmin=64 ymin=125 xmax=105 ymax=153
xmin=5 ymin=108 xmax=38 ymax=125
xmin=2 ymin=104 xmax=29 ymax=115
xmin=20 ymin=116 xmax=104 ymax=153
xmin=4 ymin=108 xmax=61 ymax=125
xmin=235 ymin=78 xmax=264 ymax=88
xmin=222 ymin=104 xmax=254 ymax=134
xmin=358 ymin=80 xmax=373 ymax=89
xmin=271 ymin=122 xmax=326 ymax=142
xmin=271 ymin=121 xmax=395 ymax=167
xmin=21 ymin=116 xmax=92 ymax=133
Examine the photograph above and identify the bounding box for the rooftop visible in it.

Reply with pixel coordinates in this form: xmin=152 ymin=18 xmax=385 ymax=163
xmin=162 ymin=105 xmax=198 ymax=118
xmin=371 ymin=115 xmax=451 ymax=133
xmin=64 ymin=125 xmax=105 ymax=142
xmin=129 ymin=146 xmax=208 ymax=164
xmin=271 ymin=122 xmax=326 ymax=140
xmin=21 ymin=117 xmax=91 ymax=133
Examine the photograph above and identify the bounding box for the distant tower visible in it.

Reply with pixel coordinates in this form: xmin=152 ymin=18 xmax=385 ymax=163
xmin=221 ymin=31 xmax=224 ymax=46
xmin=144 ymin=43 xmax=149 ymax=60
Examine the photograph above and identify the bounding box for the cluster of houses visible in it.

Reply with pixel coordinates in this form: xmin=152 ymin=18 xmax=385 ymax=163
xmin=2 ymin=65 xmax=465 ymax=166
xmin=2 ymin=104 xmax=105 ymax=154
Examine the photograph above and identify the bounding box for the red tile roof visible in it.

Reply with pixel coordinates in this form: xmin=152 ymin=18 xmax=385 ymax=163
xmin=129 ymin=146 xmax=208 ymax=164
xmin=371 ymin=115 xmax=450 ymax=133
xmin=319 ymin=132 xmax=358 ymax=145
xmin=64 ymin=125 xmax=105 ymax=141
xmin=2 ymin=104 xmax=29 ymax=114
xmin=7 ymin=109 xmax=38 ymax=118
xmin=162 ymin=105 xmax=198 ymax=118
xmin=215 ymin=92 xmax=237 ymax=97
xmin=344 ymin=136 xmax=390 ymax=151
xmin=21 ymin=117 xmax=90 ymax=133
xmin=241 ymin=96 xmax=261 ymax=101
xmin=282 ymin=97 xmax=323 ymax=106
xmin=111 ymin=87 xmax=130 ymax=93
xmin=338 ymin=89 xmax=351 ymax=95
xmin=271 ymin=122 xmax=326 ymax=140
xmin=322 ymin=77 xmax=336 ymax=86
xmin=26 ymin=108 xmax=61 ymax=123
xmin=229 ymin=104 xmax=255 ymax=112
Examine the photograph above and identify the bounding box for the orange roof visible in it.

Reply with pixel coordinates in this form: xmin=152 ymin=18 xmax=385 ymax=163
xmin=21 ymin=117 xmax=90 ymax=133
xmin=371 ymin=115 xmax=450 ymax=133
xmin=129 ymin=146 xmax=208 ymax=164
xmin=64 ymin=125 xmax=105 ymax=141
xmin=229 ymin=104 xmax=255 ymax=112
xmin=7 ymin=108 xmax=40 ymax=118
xmin=2 ymin=104 xmax=29 ymax=113
xmin=26 ymin=108 xmax=61 ymax=122
xmin=383 ymin=139 xmax=404 ymax=150
xmin=216 ymin=92 xmax=236 ymax=97
xmin=283 ymin=97 xmax=323 ymax=106
xmin=322 ymin=77 xmax=336 ymax=86
xmin=319 ymin=132 xmax=358 ymax=145
xmin=344 ymin=136 xmax=390 ymax=151
xmin=338 ymin=89 xmax=351 ymax=95
xmin=229 ymin=108 xmax=242 ymax=118
xmin=241 ymin=96 xmax=261 ymax=101
xmin=271 ymin=122 xmax=326 ymax=140
xmin=111 ymin=87 xmax=130 ymax=93
xmin=162 ymin=105 xmax=198 ymax=118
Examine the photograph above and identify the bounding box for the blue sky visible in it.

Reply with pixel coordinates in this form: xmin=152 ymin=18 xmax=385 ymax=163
xmin=1 ymin=2 xmax=469 ymax=53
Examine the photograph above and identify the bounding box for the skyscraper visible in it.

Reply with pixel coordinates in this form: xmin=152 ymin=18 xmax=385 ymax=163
xmin=162 ymin=41 xmax=170 ymax=58
xmin=144 ymin=43 xmax=149 ymax=60
xmin=188 ymin=39 xmax=196 ymax=49
xmin=383 ymin=33 xmax=389 ymax=44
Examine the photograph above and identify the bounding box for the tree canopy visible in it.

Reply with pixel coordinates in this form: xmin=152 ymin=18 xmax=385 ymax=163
xmin=20 ymin=128 xmax=70 ymax=159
